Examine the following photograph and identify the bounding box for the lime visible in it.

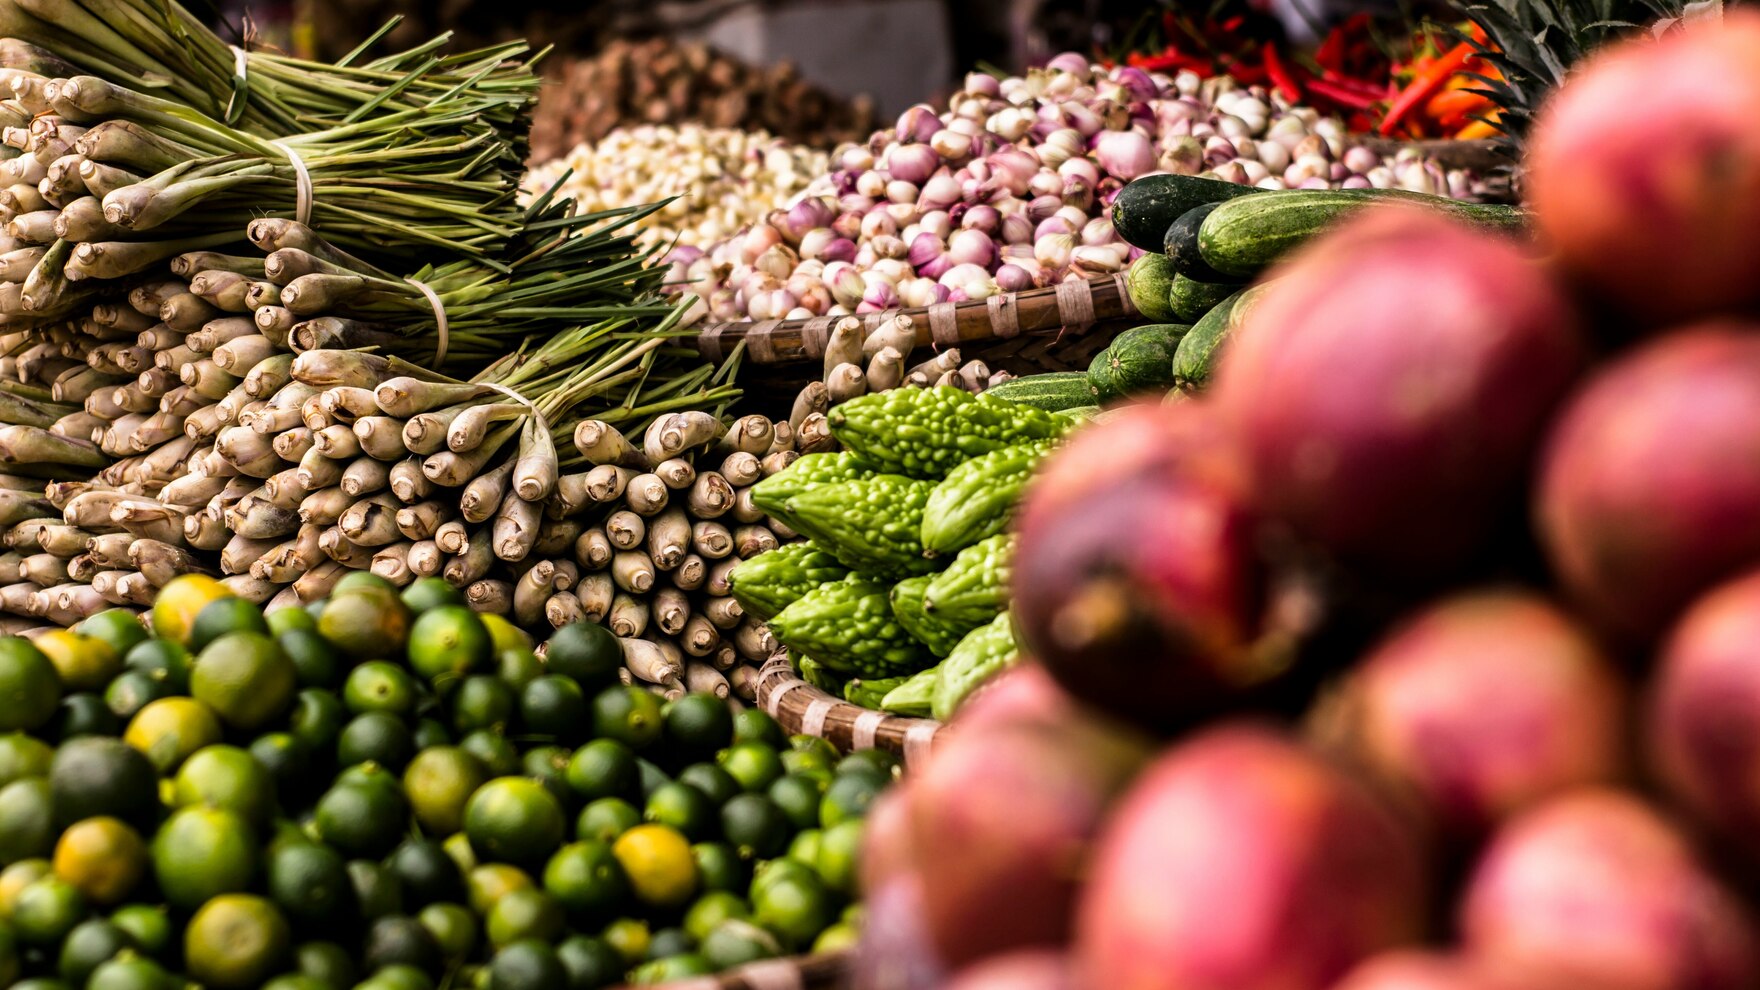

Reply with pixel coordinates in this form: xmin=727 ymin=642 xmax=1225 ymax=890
xmin=821 ymin=773 xmax=883 ymax=827
xmin=691 ymin=842 xmax=748 ymax=894
xmin=443 ymin=832 xmax=477 ymax=874
xmin=338 ymin=760 xmax=404 ymax=796
xmin=0 ymin=734 xmax=51 ymax=788
xmin=413 ymin=718 xmax=450 ymax=750
xmin=786 ymin=829 xmax=822 ymax=870
xmin=103 ymin=671 xmax=168 ymax=721
xmin=49 ymin=693 xmax=120 ymax=740
xmin=57 ymin=917 xmax=134 ymax=985
xmin=150 ymin=575 xmax=231 ymax=644
xmin=487 ymin=939 xmax=566 ymax=990
xmin=837 ymin=749 xmax=900 ymax=779
xmin=363 ymin=915 xmax=442 ymax=975
xmin=497 ymin=647 xmax=544 ymax=690
xmin=466 ymin=863 xmax=534 ymax=917
xmin=555 ymin=935 xmax=622 ymax=990
xmin=338 ymin=712 xmax=416 ymax=772
xmin=313 ymin=780 xmax=406 ymax=858
xmin=289 ymin=687 xmax=347 ymax=753
xmin=407 ymin=606 xmax=491 ymax=684
xmin=612 ymin=824 xmax=698 ymax=909
xmin=450 ymin=675 xmax=515 ymax=735
xmin=124 ymin=696 xmax=221 ymax=773
xmin=718 ymin=742 xmax=785 ymax=793
xmin=36 ymin=630 xmax=121 ymax=693
xmin=296 ymin=940 xmax=358 ymax=988
xmin=88 ymin=955 xmax=181 ymax=990
xmin=600 ymin=917 xmax=650 ymax=967
xmin=360 ymin=964 xmax=435 ymax=990
xmin=646 ymin=927 xmax=694 ymax=960
xmin=683 ymin=890 xmax=749 ymax=943
xmin=74 ymin=610 xmax=149 ymax=662
xmin=751 ymin=860 xmax=835 ymax=949
xmin=184 ymin=893 xmax=291 ymax=989
xmin=418 ymin=902 xmax=477 ymax=961
xmin=387 ymin=839 xmax=463 ymax=907
xmin=11 ymin=875 xmax=87 ymax=943
xmin=465 ymin=778 xmax=565 ymax=866
xmin=343 ymin=661 xmax=419 ymax=717
xmin=349 ymin=860 xmax=405 ymax=921
xmin=249 ymin=733 xmax=309 ymax=794
xmin=678 ymin=763 xmax=740 ymax=806
xmin=173 ymin=744 xmax=274 ymax=826
xmin=51 ymin=737 xmax=156 ymax=828
xmin=721 ymin=794 xmax=791 ymax=860
xmin=788 ymin=735 xmax=840 ymax=764
xmin=565 ymin=739 xmax=639 ymax=804
xmin=644 ymin=782 xmax=715 ymax=841
xmin=267 ymin=840 xmax=349 ymax=922
xmin=700 ymin=919 xmax=781 ymax=971
xmin=122 ymin=639 xmax=190 ymax=694
xmin=522 ymin=746 xmax=573 ymax=807
xmin=521 ymin=676 xmax=588 ymax=741
xmin=576 ymin=798 xmax=641 ymax=844
xmin=542 ymin=840 xmax=626 ymax=917
xmin=151 ymin=807 xmax=258 ymax=909
xmin=280 ymin=628 xmax=342 ymax=688
xmin=402 ymin=577 xmax=465 ymax=613
xmin=541 ymin=623 xmax=620 ymax=690
xmin=404 ymin=746 xmax=488 ymax=837
xmin=0 ymin=639 xmax=60 ymax=732
xmin=263 ymin=977 xmax=333 ymax=990
xmin=188 ymin=596 xmax=271 ymax=653
xmin=816 ymin=819 xmax=863 ymax=895
xmin=664 ymin=694 xmax=734 ymax=758
xmin=266 ymin=605 xmax=316 ymax=637
xmin=481 ymin=614 xmax=532 ymax=656
xmin=52 ymin=817 xmax=145 ymax=905
xmin=109 ymin=903 xmax=171 ymax=957
xmin=486 ymin=888 xmax=563 ymax=948
xmin=768 ymin=774 xmax=826 ymax=831
xmin=0 ymin=859 xmax=51 ymax=917
xmin=335 ymin=571 xmax=396 ymax=596
xmin=460 ymin=730 xmax=521 ymax=777
xmin=731 ymin=708 xmax=785 ymax=748
xmin=0 ymin=778 xmax=53 ymax=864
xmin=629 ymin=954 xmax=712 ymax=983
xmin=192 ymin=631 xmax=296 ymax=730
xmin=631 ymin=756 xmax=667 ymax=800
xmin=591 ymin=685 xmax=663 ymax=750
xmin=318 ymin=587 xmax=412 ymax=662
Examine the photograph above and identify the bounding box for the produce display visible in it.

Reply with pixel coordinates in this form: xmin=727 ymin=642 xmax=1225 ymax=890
xmin=856 ymin=14 xmax=1760 ymax=990
xmin=0 ymin=573 xmax=892 ymax=987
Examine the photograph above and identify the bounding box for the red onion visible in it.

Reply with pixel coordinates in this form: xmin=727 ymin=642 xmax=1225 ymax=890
xmin=931 ymin=130 xmax=973 ymax=162
xmin=870 ymin=234 xmax=907 ymax=260
xmin=1046 ymin=51 xmax=1091 ymax=75
xmin=1080 ymin=217 xmax=1115 ymax=246
xmin=964 ymin=72 xmax=1001 ymax=97
xmin=855 ymin=170 xmax=887 ymax=199
xmin=947 ymin=228 xmax=995 ymax=268
xmin=824 ymin=262 xmax=864 ymax=307
xmin=1059 ymin=156 xmax=1100 ymax=186
xmin=1027 ymin=197 xmax=1063 ymax=224
xmin=1111 ymin=66 xmax=1161 ymax=102
xmin=819 ymin=237 xmax=856 ymax=264
xmin=960 ymin=204 xmax=1000 ymax=235
xmin=918 ymin=210 xmax=954 ymax=240
xmin=1034 ymin=217 xmax=1074 ymax=242
xmin=858 ymin=280 xmax=898 ymax=312
xmin=662 ymin=244 xmax=703 ymax=265
xmin=987 ymin=148 xmax=1040 ymax=196
xmin=896 ymin=104 xmax=941 ymax=143
xmin=995 ymin=263 xmax=1034 ymax=292
xmin=1001 ymin=214 xmax=1033 ymax=244
xmin=918 ymin=173 xmax=962 ymax=212
xmin=886 ymin=144 xmax=939 ymax=185
xmin=738 ymin=223 xmax=781 ymax=265
xmin=859 ymin=210 xmax=896 ymax=240
xmin=1028 ymin=171 xmax=1064 ymax=198
xmin=885 ymin=179 xmax=917 ymax=205
xmin=839 ymin=146 xmax=874 ymax=172
xmin=754 ymin=244 xmax=797 ymax=279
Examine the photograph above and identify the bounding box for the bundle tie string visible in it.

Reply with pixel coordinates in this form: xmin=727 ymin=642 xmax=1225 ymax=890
xmin=405 ymin=277 xmax=450 ymax=367
xmin=232 ymin=45 xmax=313 ymax=226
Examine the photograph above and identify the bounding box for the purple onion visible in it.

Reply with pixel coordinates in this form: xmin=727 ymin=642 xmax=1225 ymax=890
xmin=995 ymin=263 xmax=1034 ymax=292
xmin=960 ymin=205 xmax=1000 ymax=235
xmin=1026 ymin=195 xmax=1063 ymax=223
xmin=1035 ymin=216 xmax=1075 ymax=242
xmin=840 ymin=146 xmax=875 ymax=172
xmin=1330 ymin=161 xmax=1352 ymax=182
xmin=964 ymin=72 xmax=1000 ymax=97
xmin=832 ymin=209 xmax=864 ymax=241
xmin=820 ymin=237 xmax=856 ymax=264
xmin=1111 ymin=66 xmax=1160 ymax=102
xmin=896 ymin=104 xmax=943 ymax=143
xmin=871 ymin=234 xmax=908 ymax=260
xmin=1062 ymin=178 xmax=1094 ymax=212
xmin=1095 ymin=129 xmax=1155 ymax=180
xmin=947 ymin=228 xmax=995 ymax=269
xmin=858 ymin=280 xmax=899 ymax=313
xmin=786 ymin=197 xmax=835 ymax=237
xmin=919 ymin=211 xmax=954 ymax=240
xmin=986 ymin=148 xmax=1039 ymax=196
xmin=1000 ymin=213 xmax=1033 ymax=245
xmin=860 ymin=209 xmax=897 ymax=240
xmin=919 ymin=172 xmax=962 ymax=211
xmin=886 ymin=143 xmax=940 ymax=185
xmin=1081 ymin=217 xmax=1116 ymax=246
xmin=1028 ymin=170 xmax=1063 ymax=198
xmin=909 ymin=231 xmax=947 ymax=268
xmin=662 ymin=245 xmax=703 ymax=266
xmin=1045 ymin=52 xmax=1091 ymax=75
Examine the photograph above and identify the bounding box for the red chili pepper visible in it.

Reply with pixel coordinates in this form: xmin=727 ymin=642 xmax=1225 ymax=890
xmin=1261 ymin=44 xmax=1303 ymax=103
xmin=1315 ymin=29 xmax=1344 ymax=72
xmin=1304 ymin=76 xmax=1380 ymax=110
xmin=1317 ymin=72 xmax=1388 ymax=99
xmin=1378 ymin=40 xmax=1477 ymax=135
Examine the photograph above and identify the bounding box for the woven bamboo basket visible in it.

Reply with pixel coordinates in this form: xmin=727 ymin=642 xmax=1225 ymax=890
xmin=695 ymin=271 xmax=1139 ymax=373
xmin=755 ymin=654 xmax=946 ymax=768
xmin=612 ymin=950 xmax=849 ymax=990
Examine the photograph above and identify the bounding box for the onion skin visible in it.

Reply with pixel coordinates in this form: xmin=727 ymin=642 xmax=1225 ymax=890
xmin=1316 ymin=590 xmax=1628 ymax=835
xmin=943 ymin=950 xmax=1074 ymax=990
xmin=1213 ymin=207 xmax=1586 ymax=580
xmin=1075 ymin=724 xmax=1426 ymax=990
xmin=1527 ymin=12 xmax=1760 ymax=326
xmin=1650 ymin=568 xmax=1760 ymax=844
xmin=1536 ymin=325 xmax=1760 ymax=641
xmin=1460 ymin=789 xmax=1758 ymax=990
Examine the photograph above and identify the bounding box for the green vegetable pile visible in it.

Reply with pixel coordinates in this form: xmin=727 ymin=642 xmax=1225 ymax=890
xmin=0 ymin=572 xmax=891 ymax=989
xmin=729 ymin=387 xmax=1079 ymax=720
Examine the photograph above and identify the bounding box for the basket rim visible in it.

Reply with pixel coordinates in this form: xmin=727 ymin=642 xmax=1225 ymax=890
xmin=756 ymin=653 xmax=945 ymax=767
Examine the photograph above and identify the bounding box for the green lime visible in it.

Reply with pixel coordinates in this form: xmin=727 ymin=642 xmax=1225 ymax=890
xmin=677 ymin=763 xmax=740 ymax=807
xmin=487 ymin=939 xmax=566 ymax=990
xmin=664 ymin=695 xmax=734 ymax=759
xmin=718 ymin=742 xmax=784 ymax=794
xmin=721 ymin=794 xmax=791 ymax=860
xmin=184 ymin=894 xmax=291 ymax=990
xmin=0 ymin=734 xmax=51 ymax=789
xmin=123 ymin=639 xmax=190 ymax=694
xmin=388 ymin=839 xmax=463 ymax=907
xmin=289 ymin=688 xmax=347 ymax=753
xmin=349 ymin=860 xmax=405 ymax=921
xmin=555 ymin=934 xmax=622 ymax=990
xmin=296 ymin=940 xmax=358 ymax=988
xmin=249 ymin=733 xmax=309 ymax=795
xmin=52 ymin=816 xmax=146 ymax=906
xmin=402 ymin=577 xmax=465 ymax=613
xmin=267 ymin=840 xmax=349 ymax=922
xmin=0 ymin=858 xmax=50 ymax=917
xmin=521 ymin=676 xmax=588 ymax=742
xmin=450 ymin=676 xmax=515 ymax=735
xmin=497 ymin=647 xmax=543 ymax=691
xmin=768 ymin=774 xmax=826 ymax=831
xmin=599 ymin=917 xmax=650 ymax=967
xmin=788 ymin=734 xmax=840 ymax=763
xmin=102 ymin=671 xmax=168 ymax=721
xmin=645 ymin=927 xmax=694 ymax=960
xmin=11 ymin=980 xmax=73 ymax=990
xmin=11 ymin=875 xmax=87 ymax=944
xmin=49 ymin=694 xmax=120 ymax=741
xmin=418 ymin=901 xmax=477 ymax=961
xmin=337 ymin=760 xmax=403 ymax=794
xmin=0 ymin=778 xmax=53 ymax=864
xmin=460 ymin=730 xmax=521 ymax=777
xmin=344 ymin=661 xmax=419 ymax=717
xmin=731 ymin=709 xmax=785 ymax=748
xmin=57 ymin=917 xmax=134 ymax=985
xmin=334 ymin=571 xmax=397 ymax=596
xmin=192 ymin=631 xmax=297 ymax=731
xmin=149 ymin=575 xmax=231 ymax=646
xmin=466 ymin=778 xmax=565 ymax=866
xmin=338 ymin=712 xmax=416 ymax=772
xmin=542 ymin=840 xmax=626 ymax=917
xmin=691 ymin=842 xmax=748 ymax=894
xmin=412 ymin=718 xmax=450 ymax=750
xmin=486 ymin=888 xmax=563 ymax=948
xmin=109 ymin=903 xmax=171 ymax=957
xmin=404 ymin=746 xmax=488 ymax=837
xmin=443 ymin=832 xmax=476 ymax=874
xmin=565 ymin=740 xmax=639 ymax=804
xmin=124 ymin=696 xmax=221 ymax=773
xmin=576 ymin=798 xmax=641 ymax=844
xmin=786 ymin=829 xmax=822 ymax=870
xmin=612 ymin=824 xmax=698 ymax=909
xmin=51 ymin=737 xmax=156 ymax=828
xmin=0 ymin=639 xmax=59 ymax=733
xmin=815 ymin=819 xmax=863 ymax=895
xmin=150 ymin=806 xmax=258 ymax=909
xmin=629 ymin=954 xmax=711 ymax=983
xmin=88 ymin=955 xmax=181 ymax=990
xmin=683 ymin=890 xmax=749 ymax=943
xmin=364 ymin=915 xmax=442 ymax=975
xmin=590 ymin=686 xmax=663 ymax=750
xmin=73 ymin=609 xmax=148 ymax=657
xmin=406 ymin=606 xmax=491 ymax=684
xmin=266 ymin=605 xmax=316 ymax=637
xmin=700 ymin=919 xmax=781 ymax=970
xmin=36 ymin=630 xmax=121 ymax=694
xmin=522 ymin=746 xmax=573 ymax=807
xmin=821 ymin=773 xmax=883 ymax=828
xmin=750 ymin=863 xmax=834 ymax=950
xmin=644 ymin=782 xmax=715 ymax=841
xmin=540 ymin=623 xmax=620 ymax=691
xmin=280 ymin=628 xmax=342 ymax=688
xmin=173 ymin=744 xmax=273 ymax=826
xmin=188 ymin=597 xmax=271 ymax=653
xmin=318 ymin=588 xmax=412 ymax=662
xmin=265 ymin=974 xmax=330 ymax=990
xmin=314 ymin=781 xmax=406 ymax=859
xmin=836 ymin=749 xmax=900 ymax=779
xmin=466 ymin=863 xmax=534 ymax=917
xmin=481 ymin=614 xmax=533 ymax=656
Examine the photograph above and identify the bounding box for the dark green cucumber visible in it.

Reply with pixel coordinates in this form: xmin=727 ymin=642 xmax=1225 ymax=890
xmin=1164 ymin=202 xmax=1246 ymax=283
xmin=984 ymin=372 xmax=1096 ymax=411
xmin=1124 ymin=253 xmax=1178 ymax=322
xmin=1168 ymin=274 xmax=1240 ymax=322
xmin=1089 ymin=323 xmax=1188 ymax=401
xmin=1197 ymin=188 xmax=1528 ymax=278
xmin=1173 ymin=284 xmax=1271 ymax=390
xmin=1110 ymin=173 xmax=1259 ymax=251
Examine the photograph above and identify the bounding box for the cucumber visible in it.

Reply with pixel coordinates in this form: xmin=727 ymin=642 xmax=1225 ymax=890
xmin=1124 ymin=253 xmax=1178 ymax=322
xmin=1168 ymin=274 xmax=1240 ymax=322
xmin=1110 ymin=173 xmax=1258 ymax=252
xmin=1164 ymin=202 xmax=1244 ymax=283
xmin=1173 ymin=285 xmax=1272 ymax=390
xmin=984 ymin=372 xmax=1095 ymax=411
xmin=1089 ymin=323 xmax=1188 ymax=402
xmin=1197 ymin=188 xmax=1529 ymax=278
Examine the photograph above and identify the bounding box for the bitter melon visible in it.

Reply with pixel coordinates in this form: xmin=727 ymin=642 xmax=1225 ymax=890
xmin=749 ymin=451 xmax=876 ymax=530
xmin=931 ymin=612 xmax=1020 ymax=721
xmin=889 ymin=574 xmax=968 ymax=657
xmin=768 ymin=575 xmax=931 ymax=678
xmin=921 ymin=442 xmax=1053 ymax=556
xmin=784 ymin=474 xmax=937 ymax=580
xmin=880 ymin=665 xmax=940 ymax=717
xmin=827 ymin=387 xmax=1069 ymax=480
xmin=923 ymin=533 xmax=1014 ymax=630
xmin=728 ymin=543 xmax=850 ymax=621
